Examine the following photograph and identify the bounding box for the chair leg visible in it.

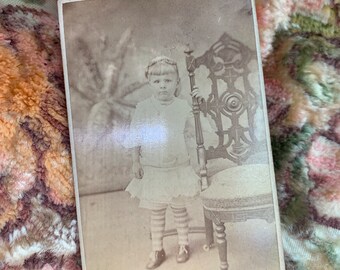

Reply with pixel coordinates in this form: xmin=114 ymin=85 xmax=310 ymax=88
xmin=215 ymin=222 xmax=228 ymax=270
xmin=204 ymin=215 xmax=214 ymax=250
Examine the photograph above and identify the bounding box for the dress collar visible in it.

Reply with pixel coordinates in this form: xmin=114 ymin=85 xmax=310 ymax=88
xmin=150 ymin=96 xmax=177 ymax=112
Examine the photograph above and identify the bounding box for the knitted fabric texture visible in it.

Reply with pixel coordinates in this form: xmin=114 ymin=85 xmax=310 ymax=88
xmin=0 ymin=5 xmax=80 ymax=270
xmin=258 ymin=0 xmax=340 ymax=269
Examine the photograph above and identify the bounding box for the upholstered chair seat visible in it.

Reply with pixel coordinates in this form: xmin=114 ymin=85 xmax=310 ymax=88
xmin=201 ymin=164 xmax=274 ymax=223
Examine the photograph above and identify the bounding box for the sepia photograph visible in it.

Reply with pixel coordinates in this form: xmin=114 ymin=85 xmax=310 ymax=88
xmin=58 ymin=0 xmax=285 ymax=269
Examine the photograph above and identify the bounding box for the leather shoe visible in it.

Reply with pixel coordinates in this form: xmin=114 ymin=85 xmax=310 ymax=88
xmin=146 ymin=249 xmax=166 ymax=269
xmin=176 ymin=245 xmax=190 ymax=263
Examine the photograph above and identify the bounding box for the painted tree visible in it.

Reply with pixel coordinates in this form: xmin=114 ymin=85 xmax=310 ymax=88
xmin=69 ymin=28 xmax=146 ymax=131
xmin=68 ymin=28 xmax=147 ymax=194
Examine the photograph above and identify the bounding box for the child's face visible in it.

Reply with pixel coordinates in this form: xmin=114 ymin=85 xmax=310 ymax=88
xmin=148 ymin=73 xmax=178 ymax=102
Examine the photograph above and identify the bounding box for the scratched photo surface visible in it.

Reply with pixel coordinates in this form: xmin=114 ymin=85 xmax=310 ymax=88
xmin=61 ymin=0 xmax=284 ymax=269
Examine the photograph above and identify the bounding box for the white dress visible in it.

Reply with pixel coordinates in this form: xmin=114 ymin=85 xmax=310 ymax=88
xmin=124 ymin=96 xmax=200 ymax=208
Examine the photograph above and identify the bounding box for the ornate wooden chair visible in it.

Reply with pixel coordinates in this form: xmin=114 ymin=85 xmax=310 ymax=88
xmin=184 ymin=33 xmax=275 ymax=270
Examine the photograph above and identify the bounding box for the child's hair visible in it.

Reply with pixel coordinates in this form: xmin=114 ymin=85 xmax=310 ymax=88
xmin=145 ymin=56 xmax=181 ymax=97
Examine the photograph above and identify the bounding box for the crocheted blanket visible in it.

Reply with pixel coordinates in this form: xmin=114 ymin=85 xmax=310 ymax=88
xmin=258 ymin=1 xmax=340 ymax=269
xmin=0 ymin=4 xmax=80 ymax=270
xmin=0 ymin=1 xmax=339 ymax=269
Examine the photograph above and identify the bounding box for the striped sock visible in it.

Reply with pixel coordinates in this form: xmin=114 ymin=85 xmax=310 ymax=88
xmin=171 ymin=206 xmax=189 ymax=246
xmin=150 ymin=208 xmax=167 ymax=251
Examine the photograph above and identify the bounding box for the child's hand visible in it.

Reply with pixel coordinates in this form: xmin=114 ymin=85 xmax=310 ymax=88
xmin=133 ymin=162 xmax=144 ymax=179
xmin=191 ymin=86 xmax=204 ymax=103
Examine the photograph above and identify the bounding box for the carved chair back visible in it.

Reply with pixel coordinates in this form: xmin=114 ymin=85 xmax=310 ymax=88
xmin=185 ymin=33 xmax=259 ymax=190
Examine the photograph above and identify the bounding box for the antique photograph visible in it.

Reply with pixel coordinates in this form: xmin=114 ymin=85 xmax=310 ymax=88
xmin=59 ymin=0 xmax=285 ymax=269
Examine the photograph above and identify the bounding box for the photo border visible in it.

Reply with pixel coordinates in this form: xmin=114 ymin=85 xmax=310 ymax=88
xmin=58 ymin=1 xmax=87 ymax=269
xmin=57 ymin=0 xmax=286 ymax=269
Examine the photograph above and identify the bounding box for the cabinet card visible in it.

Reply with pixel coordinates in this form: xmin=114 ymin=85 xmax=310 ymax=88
xmin=58 ymin=0 xmax=285 ymax=269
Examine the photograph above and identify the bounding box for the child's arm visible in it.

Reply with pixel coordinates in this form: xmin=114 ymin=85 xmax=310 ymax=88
xmin=191 ymin=86 xmax=204 ymax=103
xmin=132 ymin=146 xmax=144 ymax=179
xmin=186 ymin=86 xmax=215 ymax=134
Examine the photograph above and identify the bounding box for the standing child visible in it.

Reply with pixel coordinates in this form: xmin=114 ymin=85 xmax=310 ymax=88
xmin=125 ymin=56 xmax=202 ymax=269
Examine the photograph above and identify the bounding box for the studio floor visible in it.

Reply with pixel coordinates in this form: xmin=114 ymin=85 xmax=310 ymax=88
xmin=79 ymin=191 xmax=281 ymax=270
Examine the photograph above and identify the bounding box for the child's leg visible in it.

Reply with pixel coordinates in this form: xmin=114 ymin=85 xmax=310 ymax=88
xmin=171 ymin=205 xmax=189 ymax=246
xmin=150 ymin=207 xmax=167 ymax=251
